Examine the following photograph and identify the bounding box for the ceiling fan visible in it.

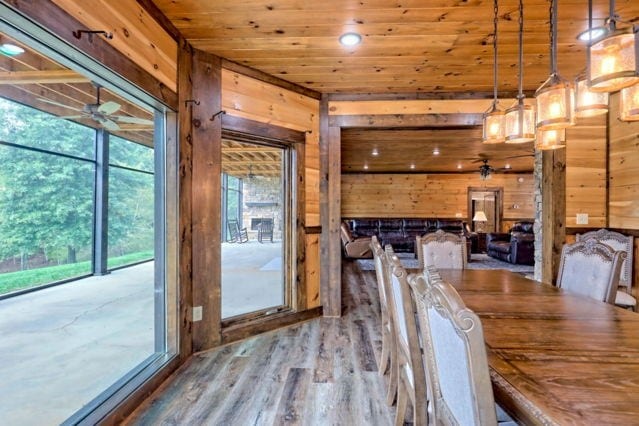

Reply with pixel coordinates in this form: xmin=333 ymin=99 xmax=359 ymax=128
xmin=38 ymin=84 xmax=153 ymax=131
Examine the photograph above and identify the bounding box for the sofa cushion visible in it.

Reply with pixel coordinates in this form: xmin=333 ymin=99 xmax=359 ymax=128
xmin=351 ymin=219 xmax=378 ymax=236
xmin=437 ymin=219 xmax=463 ymax=233
xmin=379 ymin=219 xmax=403 ymax=231
xmin=490 ymin=241 xmax=511 ymax=254
xmin=403 ymin=219 xmax=427 ymax=231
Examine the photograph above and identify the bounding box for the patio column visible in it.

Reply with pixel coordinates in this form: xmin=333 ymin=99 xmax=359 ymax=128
xmin=93 ymin=129 xmax=109 ymax=275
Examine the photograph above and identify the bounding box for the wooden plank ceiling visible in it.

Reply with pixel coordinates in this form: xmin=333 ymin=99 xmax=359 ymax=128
xmin=152 ymin=0 xmax=639 ymax=94
xmin=222 ymin=139 xmax=282 ymax=178
xmin=0 ymin=32 xmax=154 ymax=147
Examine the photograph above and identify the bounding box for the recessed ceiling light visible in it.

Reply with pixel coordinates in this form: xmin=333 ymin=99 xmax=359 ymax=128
xmin=363 ymin=164 xmax=369 ymax=170
xmin=457 ymin=164 xmax=462 ymax=169
xmin=577 ymin=26 xmax=607 ymax=42
xmin=371 ymin=148 xmax=379 ymax=156
xmin=0 ymin=43 xmax=25 ymax=56
xmin=505 ymin=163 xmax=512 ymax=169
xmin=433 ymin=148 xmax=440 ymax=156
xmin=410 ymin=164 xmax=416 ymax=170
xmin=339 ymin=32 xmax=362 ymax=47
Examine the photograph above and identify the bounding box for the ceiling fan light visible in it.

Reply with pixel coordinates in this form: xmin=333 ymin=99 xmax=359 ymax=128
xmin=574 ymin=74 xmax=609 ymax=117
xmin=0 ymin=43 xmax=24 ymax=56
xmin=620 ymin=83 xmax=639 ymax=121
xmin=536 ymin=75 xmax=575 ymax=130
xmin=535 ymin=129 xmax=566 ymax=150
xmin=482 ymin=105 xmax=505 ymax=144
xmin=504 ymin=102 xmax=536 ymax=144
xmin=588 ymin=26 xmax=639 ymax=92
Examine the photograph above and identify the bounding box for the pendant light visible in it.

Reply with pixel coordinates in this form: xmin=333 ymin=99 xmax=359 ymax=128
xmin=588 ymin=0 xmax=639 ymax=92
xmin=536 ymin=129 xmax=566 ymax=150
xmin=620 ymin=84 xmax=639 ymax=121
xmin=483 ymin=0 xmax=505 ymax=144
xmin=504 ymin=0 xmax=535 ymax=144
xmin=575 ymin=0 xmax=609 ymax=118
xmin=536 ymin=0 xmax=575 ymax=131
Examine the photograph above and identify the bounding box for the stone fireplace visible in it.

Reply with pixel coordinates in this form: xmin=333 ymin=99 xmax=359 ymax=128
xmin=242 ymin=176 xmax=282 ymax=240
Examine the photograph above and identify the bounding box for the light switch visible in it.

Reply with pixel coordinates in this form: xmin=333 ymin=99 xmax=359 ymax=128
xmin=192 ymin=306 xmax=203 ymax=322
xmin=576 ymin=213 xmax=589 ymax=225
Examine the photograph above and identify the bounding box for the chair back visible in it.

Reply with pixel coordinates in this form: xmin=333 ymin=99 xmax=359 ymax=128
xmin=557 ymin=240 xmax=626 ymax=304
xmin=408 ymin=273 xmax=497 ymax=426
xmin=577 ymin=229 xmax=633 ymax=290
xmin=371 ymin=236 xmax=390 ymax=327
xmin=385 ymin=246 xmax=428 ymax=424
xmin=416 ymin=230 xmax=466 ymax=270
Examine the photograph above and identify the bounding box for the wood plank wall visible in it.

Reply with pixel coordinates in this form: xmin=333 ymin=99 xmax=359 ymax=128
xmin=565 ymin=115 xmax=607 ymax=228
xmin=51 ymin=0 xmax=178 ymax=92
xmin=341 ymin=173 xmax=534 ymax=228
xmin=609 ymin=92 xmax=639 ymax=230
xmin=221 ymin=69 xmax=321 ymax=308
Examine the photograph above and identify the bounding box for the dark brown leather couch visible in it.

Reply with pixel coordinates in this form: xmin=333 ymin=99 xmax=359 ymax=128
xmin=486 ymin=221 xmax=535 ymax=265
xmin=342 ymin=218 xmax=474 ymax=257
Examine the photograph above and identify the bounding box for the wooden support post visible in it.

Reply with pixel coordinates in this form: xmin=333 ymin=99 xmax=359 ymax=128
xmin=541 ymin=148 xmax=566 ymax=284
xmin=191 ymin=49 xmax=222 ymax=351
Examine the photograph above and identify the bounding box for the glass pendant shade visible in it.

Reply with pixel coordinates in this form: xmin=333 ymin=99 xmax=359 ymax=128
xmin=620 ymin=83 xmax=639 ymax=121
xmin=589 ymin=27 xmax=639 ymax=92
xmin=482 ymin=106 xmax=505 ymax=144
xmin=535 ymin=129 xmax=566 ymax=150
xmin=536 ymin=75 xmax=575 ymax=130
xmin=504 ymin=102 xmax=536 ymax=143
xmin=575 ymin=74 xmax=609 ymax=117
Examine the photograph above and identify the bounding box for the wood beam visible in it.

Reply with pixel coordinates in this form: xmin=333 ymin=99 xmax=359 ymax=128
xmin=541 ymin=149 xmax=566 ymax=285
xmin=329 ymin=113 xmax=483 ymax=128
xmin=191 ymin=49 xmax=222 ymax=351
xmin=0 ymin=70 xmax=88 ymax=85
xmin=323 ymin=122 xmax=342 ymax=318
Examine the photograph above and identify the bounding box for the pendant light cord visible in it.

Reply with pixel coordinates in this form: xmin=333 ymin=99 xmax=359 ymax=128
xmin=492 ymin=0 xmax=499 ymax=106
xmin=549 ymin=0 xmax=557 ymax=75
xmin=517 ymin=0 xmax=524 ymax=102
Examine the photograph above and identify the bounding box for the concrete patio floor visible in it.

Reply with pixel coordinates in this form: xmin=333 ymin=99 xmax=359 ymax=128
xmin=0 ymin=241 xmax=285 ymax=425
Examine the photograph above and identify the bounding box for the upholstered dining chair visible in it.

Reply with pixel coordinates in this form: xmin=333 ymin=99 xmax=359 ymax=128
xmin=408 ymin=273 xmax=516 ymax=426
xmin=385 ymin=246 xmax=428 ymax=426
xmin=370 ymin=236 xmax=397 ymax=405
xmin=557 ymin=240 xmax=626 ymax=304
xmin=577 ymin=229 xmax=635 ymax=310
xmin=416 ymin=230 xmax=466 ymax=270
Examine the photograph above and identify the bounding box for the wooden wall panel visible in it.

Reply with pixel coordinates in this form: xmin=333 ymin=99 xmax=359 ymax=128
xmin=305 ymin=234 xmax=320 ymax=308
xmin=341 ymin=173 xmax=533 ymax=227
xmin=565 ymin=116 xmax=607 ymax=228
xmin=52 ymin=0 xmax=178 ymax=91
xmin=609 ymin=92 xmax=639 ymax=230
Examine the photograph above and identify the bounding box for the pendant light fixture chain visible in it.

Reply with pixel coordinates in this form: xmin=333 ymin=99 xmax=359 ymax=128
xmin=517 ymin=0 xmax=524 ymax=102
xmin=549 ymin=0 xmax=557 ymax=76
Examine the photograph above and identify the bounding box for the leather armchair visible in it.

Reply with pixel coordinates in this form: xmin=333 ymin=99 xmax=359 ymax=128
xmin=486 ymin=221 xmax=534 ymax=265
xmin=340 ymin=222 xmax=372 ymax=258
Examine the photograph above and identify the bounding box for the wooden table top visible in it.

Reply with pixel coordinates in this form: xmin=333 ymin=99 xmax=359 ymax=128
xmin=409 ymin=268 xmax=639 ymax=426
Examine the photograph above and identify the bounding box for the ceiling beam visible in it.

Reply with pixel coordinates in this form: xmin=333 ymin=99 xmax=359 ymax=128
xmin=329 ymin=113 xmax=483 ymax=128
xmin=0 ymin=70 xmax=89 ymax=85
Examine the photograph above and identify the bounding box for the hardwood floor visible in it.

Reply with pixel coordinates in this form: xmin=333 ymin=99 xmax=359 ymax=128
xmin=125 ymin=261 xmax=394 ymax=425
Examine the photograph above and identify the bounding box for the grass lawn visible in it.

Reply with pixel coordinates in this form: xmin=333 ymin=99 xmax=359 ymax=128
xmin=0 ymin=250 xmax=153 ymax=296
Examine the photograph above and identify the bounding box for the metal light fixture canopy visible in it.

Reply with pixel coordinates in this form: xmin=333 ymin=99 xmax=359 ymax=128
xmin=505 ymin=0 xmax=536 ymax=144
xmin=483 ymin=0 xmax=505 ymax=144
xmin=536 ymin=0 xmax=575 ymax=131
xmin=588 ymin=0 xmax=639 ymax=93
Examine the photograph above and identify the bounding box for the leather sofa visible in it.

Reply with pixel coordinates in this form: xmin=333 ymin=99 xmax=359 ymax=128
xmin=342 ymin=218 xmax=474 ymax=258
xmin=486 ymin=221 xmax=534 ymax=265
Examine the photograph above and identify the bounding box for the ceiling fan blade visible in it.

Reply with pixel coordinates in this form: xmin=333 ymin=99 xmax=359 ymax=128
xmin=37 ymin=98 xmax=83 ymax=112
xmin=501 ymin=153 xmax=535 ymax=160
xmin=97 ymin=101 xmax=121 ymax=115
xmin=111 ymin=116 xmax=154 ymax=125
xmin=98 ymin=117 xmax=120 ymax=131
xmin=55 ymin=115 xmax=86 ymax=119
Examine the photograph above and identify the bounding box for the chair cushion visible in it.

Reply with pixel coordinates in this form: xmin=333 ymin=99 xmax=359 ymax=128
xmin=489 ymin=242 xmax=511 ymax=254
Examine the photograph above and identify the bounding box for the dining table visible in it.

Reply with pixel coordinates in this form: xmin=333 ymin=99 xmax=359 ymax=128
xmin=408 ymin=268 xmax=639 ymax=425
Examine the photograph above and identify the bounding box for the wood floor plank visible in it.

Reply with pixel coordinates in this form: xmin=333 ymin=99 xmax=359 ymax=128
xmin=126 ymin=260 xmax=395 ymax=425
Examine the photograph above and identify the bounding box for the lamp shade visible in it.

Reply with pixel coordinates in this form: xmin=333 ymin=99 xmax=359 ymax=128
xmin=482 ymin=107 xmax=505 ymax=144
xmin=536 ymin=75 xmax=575 ymax=130
xmin=504 ymin=102 xmax=536 ymax=143
xmin=473 ymin=211 xmax=488 ymax=222
xmin=589 ymin=26 xmax=639 ymax=92
xmin=535 ymin=129 xmax=566 ymax=150
xmin=575 ymin=74 xmax=609 ymax=117
xmin=620 ymin=83 xmax=639 ymax=121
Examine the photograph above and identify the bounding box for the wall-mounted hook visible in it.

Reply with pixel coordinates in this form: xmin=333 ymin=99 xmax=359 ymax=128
xmin=210 ymin=110 xmax=226 ymax=121
xmin=72 ymin=30 xmax=113 ymax=42
xmin=184 ymin=99 xmax=200 ymax=108
xmin=305 ymin=130 xmax=313 ymax=134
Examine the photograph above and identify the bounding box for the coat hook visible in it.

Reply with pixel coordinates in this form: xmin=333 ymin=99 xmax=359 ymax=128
xmin=184 ymin=99 xmax=200 ymax=108
xmin=72 ymin=30 xmax=113 ymax=42
xmin=305 ymin=130 xmax=313 ymax=134
xmin=210 ymin=110 xmax=226 ymax=121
